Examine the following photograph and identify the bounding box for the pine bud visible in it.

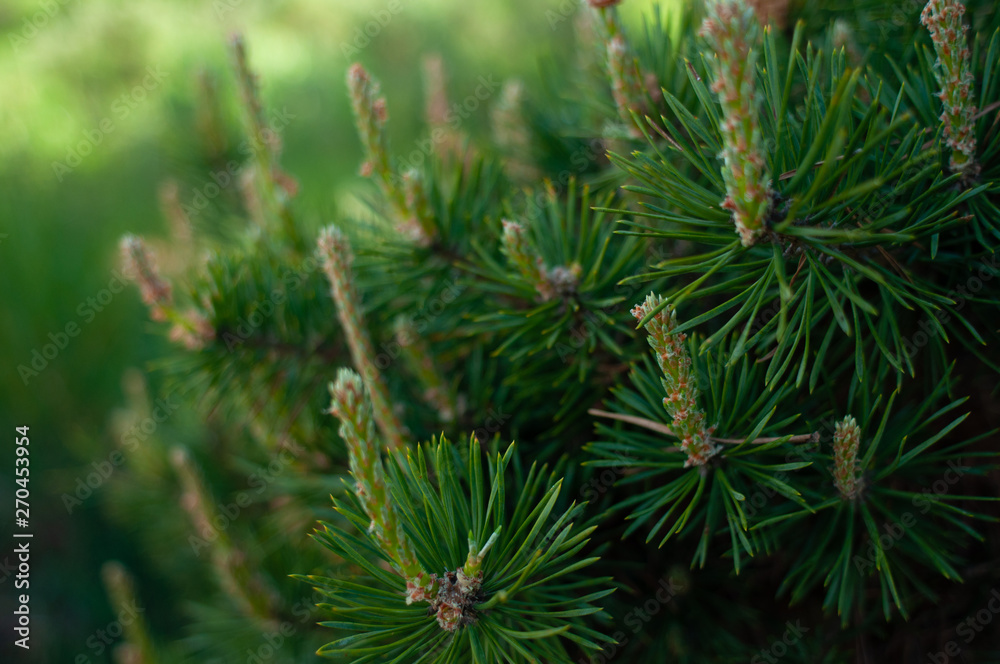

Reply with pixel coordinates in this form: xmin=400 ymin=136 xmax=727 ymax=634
xmin=921 ymin=0 xmax=978 ymax=175
xmin=327 ymin=369 xmax=436 ymax=603
xmin=632 ymin=293 xmax=719 ymax=468
xmin=492 ymin=80 xmax=541 ymax=182
xmin=501 ymin=219 xmax=582 ymax=301
xmin=230 ymin=36 xmax=301 ymax=245
xmin=120 ymin=235 xmax=172 ymax=322
xmin=747 ymin=0 xmax=788 ymax=29
xmin=421 ymin=54 xmax=463 ymax=162
xmin=544 ymin=264 xmax=584 ymax=301
xmin=172 ymin=448 xmax=219 ymax=542
xmin=423 ymin=54 xmax=450 ymax=130
xmin=347 ymin=64 xmax=439 ymax=242
xmin=328 ymin=369 xmax=378 ymax=482
xmin=435 ymin=601 xmax=464 ymax=631
xmin=832 ymin=415 xmax=864 ymax=500
xmin=460 ymin=530 xmax=499 ymax=594
xmin=395 ymin=316 xmax=457 ymax=422
xmin=401 ymin=169 xmax=436 ymax=246
xmin=168 ymin=310 xmax=215 ymax=351
xmin=158 ymin=180 xmax=192 ymax=245
xmin=831 ymin=19 xmax=861 ymax=64
xmin=501 ymin=219 xmax=547 ymax=289
xmin=606 ymin=34 xmax=647 ymax=138
xmin=573 ymin=9 xmax=603 ymax=72
xmin=101 ymin=562 xmax=155 ymax=664
xmin=170 ymin=447 xmax=279 ymax=624
xmin=699 ymin=0 xmax=773 ymax=246
xmin=120 ymin=233 xmax=214 ymax=350
xmin=112 ymin=644 xmax=142 ymax=664
xmin=195 ymin=70 xmax=229 ymax=162
xmin=347 ymin=63 xmax=391 ymax=181
xmin=231 ymin=35 xmax=274 ymax=155
xmin=238 ymin=167 xmax=267 ymax=229
xmin=318 ymin=226 xmax=406 ymax=449
xmin=327 ymin=372 xmax=412 ymax=564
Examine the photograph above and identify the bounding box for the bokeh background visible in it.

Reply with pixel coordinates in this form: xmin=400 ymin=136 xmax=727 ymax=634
xmin=0 ymin=0 xmax=663 ymax=661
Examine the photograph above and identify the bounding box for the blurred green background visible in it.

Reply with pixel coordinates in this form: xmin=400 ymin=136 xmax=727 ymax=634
xmin=0 ymin=0 xmax=661 ymax=661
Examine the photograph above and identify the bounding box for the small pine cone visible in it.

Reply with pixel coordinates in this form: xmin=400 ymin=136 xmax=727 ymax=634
xmin=422 ymin=54 xmax=450 ymax=129
xmin=327 ymin=368 xmax=381 ymax=500
xmin=327 ymin=369 xmax=426 ymax=580
xmin=120 ymin=235 xmax=172 ymax=320
xmin=541 ymin=263 xmax=583 ymax=300
xmin=832 ymin=415 xmax=864 ymax=500
xmin=700 ymin=0 xmax=774 ymax=246
xmin=112 ymin=644 xmax=141 ymax=664
xmin=400 ymin=169 xmax=436 ymax=245
xmin=606 ymin=34 xmax=647 ymax=138
xmin=747 ymin=0 xmax=788 ymax=29
xmin=347 ymin=63 xmax=391 ymax=182
xmin=158 ymin=180 xmax=192 ymax=244
xmin=492 ymin=80 xmax=541 ymax=182
xmin=231 ymin=35 xmax=270 ymax=150
xmin=168 ymin=310 xmax=215 ymax=350
xmin=455 ymin=568 xmax=482 ymax=596
xmin=831 ymin=19 xmax=861 ymax=63
xmin=501 ymin=220 xmax=580 ymax=301
xmin=632 ymin=293 xmax=719 ymax=467
xmin=501 ymin=220 xmax=549 ymax=298
xmin=921 ymin=0 xmax=978 ymax=175
xmin=394 ymin=316 xmax=456 ymax=422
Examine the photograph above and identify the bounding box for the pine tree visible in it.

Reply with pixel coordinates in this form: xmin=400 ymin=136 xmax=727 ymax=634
xmin=108 ymin=0 xmax=1000 ymax=661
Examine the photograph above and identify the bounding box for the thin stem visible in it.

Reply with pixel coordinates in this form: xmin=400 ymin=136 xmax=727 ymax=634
xmin=588 ymin=408 xmax=816 ymax=444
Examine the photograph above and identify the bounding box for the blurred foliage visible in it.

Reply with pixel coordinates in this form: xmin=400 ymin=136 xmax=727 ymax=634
xmin=0 ymin=0 xmax=667 ymax=660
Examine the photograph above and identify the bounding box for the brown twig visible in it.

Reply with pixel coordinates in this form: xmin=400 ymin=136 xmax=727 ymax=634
xmin=788 ymin=253 xmax=807 ymax=288
xmin=589 ymin=408 xmax=817 ymax=444
xmin=980 ymin=100 xmax=1000 ymax=146
xmin=973 ymin=99 xmax=1000 ymax=121
xmin=589 ymin=409 xmax=675 ymax=436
